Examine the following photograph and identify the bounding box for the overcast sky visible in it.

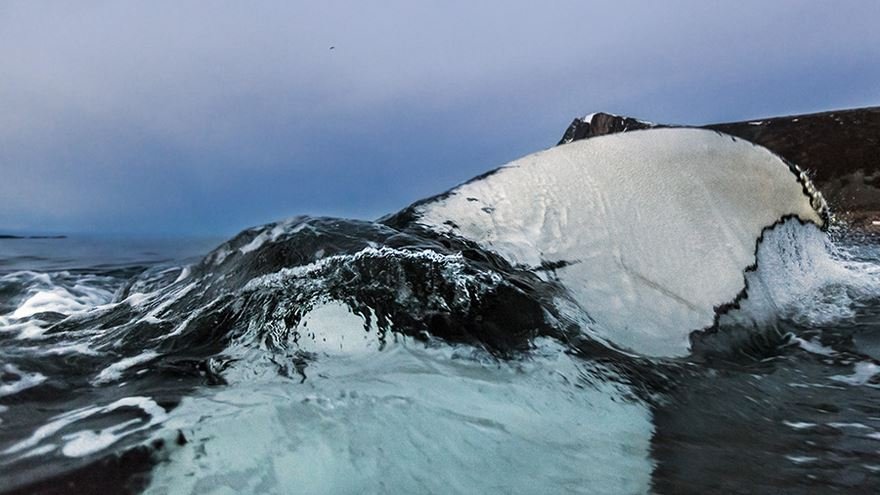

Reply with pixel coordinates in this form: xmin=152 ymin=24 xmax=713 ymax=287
xmin=2 ymin=1 xmax=879 ymax=236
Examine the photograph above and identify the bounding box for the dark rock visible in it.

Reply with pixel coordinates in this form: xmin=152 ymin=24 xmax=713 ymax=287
xmin=557 ymin=112 xmax=659 ymax=145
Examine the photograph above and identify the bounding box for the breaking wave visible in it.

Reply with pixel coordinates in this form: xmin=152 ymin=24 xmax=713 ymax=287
xmin=2 ymin=128 xmax=880 ymax=493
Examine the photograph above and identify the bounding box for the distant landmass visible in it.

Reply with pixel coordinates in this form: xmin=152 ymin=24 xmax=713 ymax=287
xmin=0 ymin=234 xmax=67 ymax=239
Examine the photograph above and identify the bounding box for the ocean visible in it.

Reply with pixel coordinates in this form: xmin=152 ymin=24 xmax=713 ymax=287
xmin=2 ymin=126 xmax=880 ymax=494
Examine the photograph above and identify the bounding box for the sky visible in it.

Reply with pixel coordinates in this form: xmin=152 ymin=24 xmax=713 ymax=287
xmin=1 ymin=1 xmax=879 ymax=237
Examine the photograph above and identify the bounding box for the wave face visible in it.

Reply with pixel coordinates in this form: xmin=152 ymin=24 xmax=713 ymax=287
xmin=404 ymin=128 xmax=825 ymax=357
xmin=4 ymin=127 xmax=880 ymax=493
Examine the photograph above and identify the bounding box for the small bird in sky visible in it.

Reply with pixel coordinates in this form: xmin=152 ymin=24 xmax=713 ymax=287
xmin=329 ymin=46 xmax=335 ymax=50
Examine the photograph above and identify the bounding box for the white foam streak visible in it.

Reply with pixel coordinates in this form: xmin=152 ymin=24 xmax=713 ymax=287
xmin=240 ymin=219 xmax=309 ymax=254
xmin=830 ymin=362 xmax=880 ymax=386
xmin=92 ymin=351 xmax=160 ymax=385
xmin=12 ymin=287 xmax=101 ymax=319
xmin=244 ymin=246 xmax=476 ymax=292
xmin=0 ymin=271 xmax=118 ymax=339
xmin=2 ymin=396 xmax=167 ymax=458
xmin=0 ymin=364 xmax=46 ymax=398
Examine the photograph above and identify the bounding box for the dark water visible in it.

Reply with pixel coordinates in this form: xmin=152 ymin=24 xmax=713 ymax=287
xmin=0 ymin=236 xmax=222 ymax=274
xmin=1 ymin=222 xmax=879 ymax=494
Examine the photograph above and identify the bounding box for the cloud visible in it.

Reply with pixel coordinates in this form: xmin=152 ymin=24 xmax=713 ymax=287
xmin=1 ymin=1 xmax=878 ymax=234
